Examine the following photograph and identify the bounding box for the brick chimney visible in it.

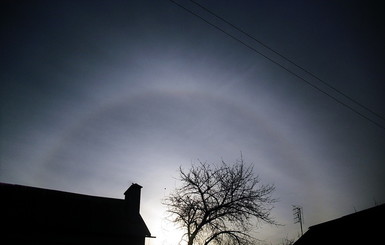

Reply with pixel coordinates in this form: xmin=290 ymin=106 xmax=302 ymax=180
xmin=124 ymin=183 xmax=142 ymax=214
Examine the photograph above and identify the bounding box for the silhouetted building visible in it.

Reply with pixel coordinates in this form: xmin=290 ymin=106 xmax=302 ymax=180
xmin=293 ymin=203 xmax=385 ymax=245
xmin=0 ymin=182 xmax=152 ymax=245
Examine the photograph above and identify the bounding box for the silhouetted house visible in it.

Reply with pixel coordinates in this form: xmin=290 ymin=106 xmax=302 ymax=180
xmin=293 ymin=203 xmax=385 ymax=245
xmin=1 ymin=182 xmax=152 ymax=245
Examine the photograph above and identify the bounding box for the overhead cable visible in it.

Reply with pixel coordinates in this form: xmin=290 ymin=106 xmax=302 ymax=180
xmin=189 ymin=0 xmax=384 ymax=122
xmin=169 ymin=0 xmax=385 ymax=130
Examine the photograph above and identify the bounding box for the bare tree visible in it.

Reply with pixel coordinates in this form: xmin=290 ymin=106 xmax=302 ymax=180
xmin=280 ymin=236 xmax=295 ymax=245
xmin=163 ymin=157 xmax=277 ymax=245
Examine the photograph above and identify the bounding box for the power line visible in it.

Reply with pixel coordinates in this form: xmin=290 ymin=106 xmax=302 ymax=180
xmin=189 ymin=0 xmax=385 ymax=122
xmin=169 ymin=0 xmax=385 ymax=130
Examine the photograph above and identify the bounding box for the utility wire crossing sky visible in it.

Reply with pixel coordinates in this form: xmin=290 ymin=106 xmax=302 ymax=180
xmin=171 ymin=0 xmax=385 ymax=130
xmin=1 ymin=1 xmax=384 ymax=244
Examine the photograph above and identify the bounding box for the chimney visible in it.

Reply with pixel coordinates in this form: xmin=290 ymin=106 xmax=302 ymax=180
xmin=124 ymin=183 xmax=142 ymax=214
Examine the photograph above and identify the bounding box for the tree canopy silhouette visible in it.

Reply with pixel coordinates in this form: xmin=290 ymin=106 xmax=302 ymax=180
xmin=164 ymin=157 xmax=277 ymax=245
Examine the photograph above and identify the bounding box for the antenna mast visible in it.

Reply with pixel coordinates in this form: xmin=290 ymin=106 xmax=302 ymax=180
xmin=292 ymin=205 xmax=304 ymax=236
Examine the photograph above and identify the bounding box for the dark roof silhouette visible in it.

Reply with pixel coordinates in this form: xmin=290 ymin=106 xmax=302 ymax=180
xmin=1 ymin=182 xmax=151 ymax=245
xmin=293 ymin=203 xmax=385 ymax=245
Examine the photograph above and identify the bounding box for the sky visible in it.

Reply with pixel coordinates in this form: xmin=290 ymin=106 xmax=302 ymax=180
xmin=1 ymin=0 xmax=384 ymax=244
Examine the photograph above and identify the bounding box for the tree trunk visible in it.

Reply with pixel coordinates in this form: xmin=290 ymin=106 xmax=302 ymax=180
xmin=188 ymin=235 xmax=195 ymax=245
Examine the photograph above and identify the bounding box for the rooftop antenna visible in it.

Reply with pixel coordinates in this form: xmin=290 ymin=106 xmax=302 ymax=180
xmin=293 ymin=205 xmax=304 ymax=236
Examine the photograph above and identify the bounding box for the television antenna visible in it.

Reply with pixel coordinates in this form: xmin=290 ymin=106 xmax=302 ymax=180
xmin=292 ymin=205 xmax=304 ymax=236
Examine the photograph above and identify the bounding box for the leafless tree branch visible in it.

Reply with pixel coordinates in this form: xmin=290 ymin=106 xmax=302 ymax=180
xmin=163 ymin=157 xmax=277 ymax=245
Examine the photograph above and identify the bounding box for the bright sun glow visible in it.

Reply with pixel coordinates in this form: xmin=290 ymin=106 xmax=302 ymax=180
xmin=146 ymin=219 xmax=185 ymax=245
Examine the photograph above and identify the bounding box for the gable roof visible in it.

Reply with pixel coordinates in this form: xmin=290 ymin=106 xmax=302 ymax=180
xmin=293 ymin=203 xmax=385 ymax=245
xmin=0 ymin=183 xmax=151 ymax=238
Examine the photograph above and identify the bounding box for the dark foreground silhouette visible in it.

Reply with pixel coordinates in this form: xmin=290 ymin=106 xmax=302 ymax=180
xmin=0 ymin=182 xmax=152 ymax=245
xmin=293 ymin=203 xmax=385 ymax=245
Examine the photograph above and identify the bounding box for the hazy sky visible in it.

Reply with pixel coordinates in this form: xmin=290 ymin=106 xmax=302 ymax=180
xmin=1 ymin=1 xmax=384 ymax=244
